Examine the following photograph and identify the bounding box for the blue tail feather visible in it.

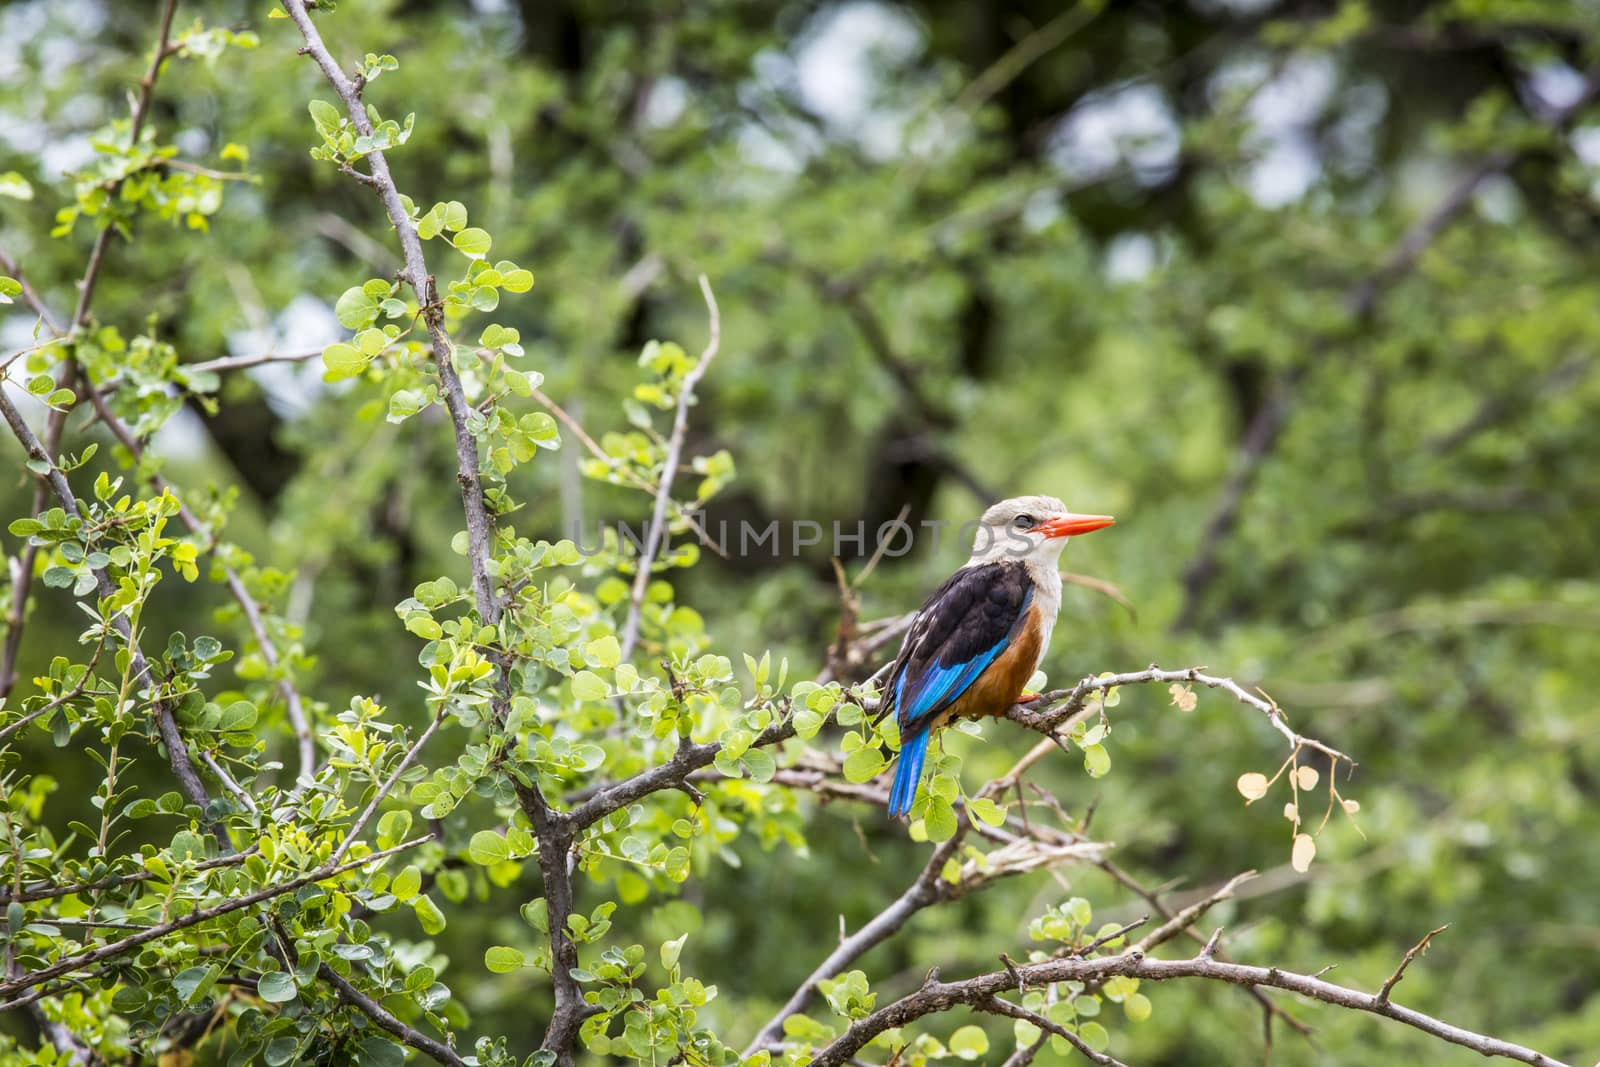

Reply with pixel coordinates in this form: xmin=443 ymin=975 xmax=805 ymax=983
xmin=888 ymin=729 xmax=931 ymax=818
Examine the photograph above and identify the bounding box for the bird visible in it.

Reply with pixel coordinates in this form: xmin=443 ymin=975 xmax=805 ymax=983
xmin=878 ymin=495 xmax=1115 ymax=818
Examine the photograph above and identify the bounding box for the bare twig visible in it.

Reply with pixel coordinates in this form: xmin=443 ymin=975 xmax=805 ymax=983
xmin=200 ymin=751 xmax=258 ymax=815
xmin=183 ymin=348 xmax=323 ymax=376
xmin=330 ymin=708 xmax=446 ymax=865
xmin=1376 ymin=925 xmax=1449 ymax=1005
xmin=1133 ymin=871 xmax=1255 ymax=954
xmin=619 ymin=275 xmax=720 ymax=660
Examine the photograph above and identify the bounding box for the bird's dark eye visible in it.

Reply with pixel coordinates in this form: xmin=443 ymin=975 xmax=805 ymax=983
xmin=1013 ymin=514 xmax=1036 ymax=530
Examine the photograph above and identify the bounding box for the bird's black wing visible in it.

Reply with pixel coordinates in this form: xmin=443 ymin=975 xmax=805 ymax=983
xmin=878 ymin=562 xmax=1034 ymax=737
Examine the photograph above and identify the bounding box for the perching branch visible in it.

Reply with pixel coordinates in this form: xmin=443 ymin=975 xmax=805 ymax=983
xmin=1005 ymin=665 xmax=1355 ymax=769
xmin=618 ymin=274 xmax=721 ymax=661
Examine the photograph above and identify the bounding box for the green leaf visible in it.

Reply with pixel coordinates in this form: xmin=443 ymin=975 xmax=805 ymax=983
xmin=392 ymin=865 xmax=422 ymax=902
xmin=335 ymin=286 xmax=380 ymax=329
xmin=571 ymin=670 xmax=608 ymax=702
xmin=377 ymin=810 xmax=412 ymax=850
xmin=1124 ymin=992 xmax=1152 ymax=1022
xmin=257 ymin=971 xmax=298 ymax=1003
xmin=741 ymin=748 xmax=776 ymax=782
xmin=585 ymin=635 xmax=621 ymax=668
xmin=0 ymin=172 xmax=33 ymax=200
xmin=842 ymin=747 xmax=885 ymax=783
xmin=308 ymin=98 xmax=342 ymax=138
xmin=949 ymin=1026 xmax=989 ymax=1059
xmin=1077 ymin=1021 xmax=1110 ymax=1051
xmin=661 ymin=933 xmax=687 ymax=971
xmin=924 ymin=797 xmax=958 ymax=842
xmin=966 ymin=796 xmax=1007 ymax=827
xmin=217 ymin=701 xmax=257 ymax=731
xmin=413 ymin=894 xmax=447 ymax=934
xmin=468 ymin=829 xmax=509 ymax=865
xmin=1082 ymin=744 xmax=1111 ymax=778
xmin=173 ymin=964 xmax=217 ymax=1005
xmin=359 ymin=1038 xmax=406 ymax=1067
xmin=485 ymin=945 xmax=526 ymax=973
xmin=451 ymin=227 xmax=492 ymax=257
xmin=321 ymin=342 xmax=368 ymax=380
xmin=264 ymin=1037 xmax=299 ymax=1067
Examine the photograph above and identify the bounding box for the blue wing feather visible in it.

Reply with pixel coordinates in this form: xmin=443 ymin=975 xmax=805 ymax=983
xmin=881 ymin=567 xmax=1035 ymax=816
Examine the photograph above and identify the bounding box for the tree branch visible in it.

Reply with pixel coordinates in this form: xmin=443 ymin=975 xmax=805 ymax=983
xmin=1004 ymin=665 xmax=1354 ymax=769
xmin=977 ymin=996 xmax=1131 ymax=1067
xmin=1376 ymin=925 xmax=1449 ymax=1005
xmin=808 ymin=948 xmax=1568 ymax=1067
xmin=280 ymin=0 xmax=499 ymax=629
xmin=745 ymin=836 xmax=964 ymax=1054
xmin=268 ymin=916 xmax=466 ymax=1067
xmin=618 ymin=275 xmax=720 ymax=661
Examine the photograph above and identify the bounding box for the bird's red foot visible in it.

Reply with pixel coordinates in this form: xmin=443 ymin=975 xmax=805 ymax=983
xmin=1017 ymin=691 xmax=1042 ymax=703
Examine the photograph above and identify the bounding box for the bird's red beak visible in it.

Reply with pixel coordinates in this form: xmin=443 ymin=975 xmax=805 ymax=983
xmin=1037 ymin=513 xmax=1116 ymax=539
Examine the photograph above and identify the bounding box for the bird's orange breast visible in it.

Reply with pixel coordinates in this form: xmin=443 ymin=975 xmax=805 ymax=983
xmin=936 ymin=603 xmax=1044 ymax=726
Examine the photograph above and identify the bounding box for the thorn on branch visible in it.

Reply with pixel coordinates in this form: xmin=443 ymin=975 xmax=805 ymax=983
xmin=1075 ymin=916 xmax=1149 ymax=958
xmin=1377 ymin=925 xmax=1449 ymax=1005
xmin=1200 ymin=926 xmax=1224 ymax=960
xmin=999 ymin=952 xmax=1025 ymax=997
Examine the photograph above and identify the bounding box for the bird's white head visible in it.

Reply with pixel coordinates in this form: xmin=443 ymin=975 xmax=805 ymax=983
xmin=966 ymin=494 xmax=1115 ymax=567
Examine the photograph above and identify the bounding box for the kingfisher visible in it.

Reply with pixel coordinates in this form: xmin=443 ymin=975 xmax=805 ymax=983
xmin=879 ymin=496 xmax=1116 ymax=818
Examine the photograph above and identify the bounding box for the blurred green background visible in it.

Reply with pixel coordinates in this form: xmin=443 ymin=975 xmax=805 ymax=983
xmin=5 ymin=0 xmax=1600 ymax=1062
